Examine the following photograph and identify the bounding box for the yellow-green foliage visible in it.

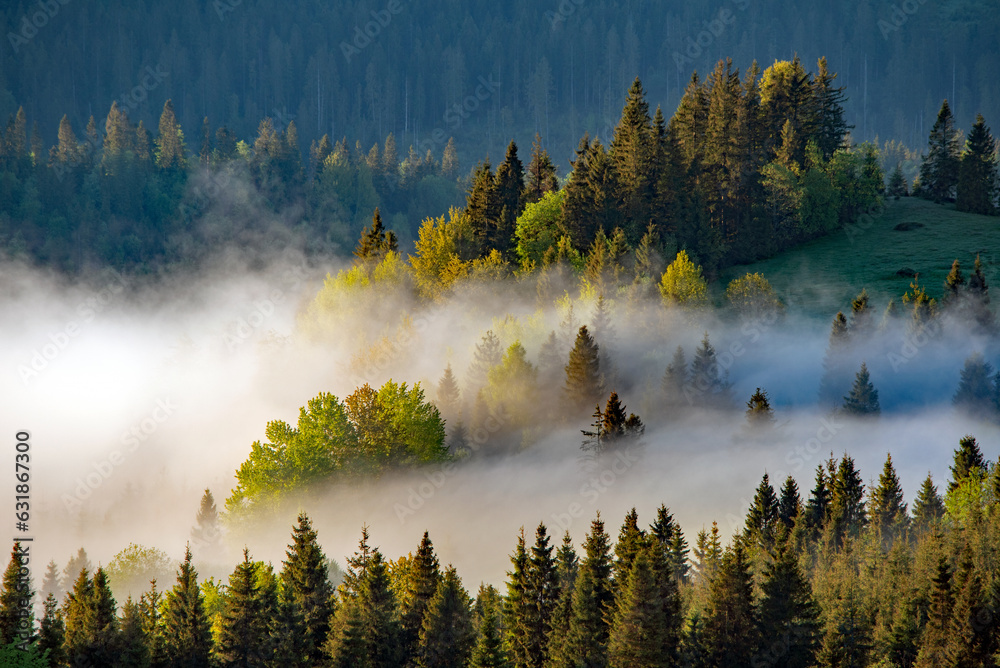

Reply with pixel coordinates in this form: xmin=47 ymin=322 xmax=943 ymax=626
xmin=725 ymin=272 xmax=783 ymax=320
xmin=515 ymin=189 xmax=565 ymax=269
xmin=483 ymin=341 xmax=538 ymax=425
xmin=409 ymin=207 xmax=474 ymax=299
xmin=659 ymin=250 xmax=708 ymax=307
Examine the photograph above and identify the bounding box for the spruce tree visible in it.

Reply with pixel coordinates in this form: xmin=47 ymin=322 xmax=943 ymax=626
xmin=945 ymin=550 xmax=996 ymax=666
xmin=140 ymin=579 xmax=166 ymax=668
xmin=869 ymin=453 xmax=908 ymax=539
xmin=614 ymin=508 xmax=647 ymax=586
xmin=0 ymin=542 xmax=32 ymax=645
xmin=467 ymin=330 xmax=503 ymax=395
xmin=525 ymin=132 xmax=558 ymax=204
xmin=661 ymin=346 xmax=689 ymax=409
xmin=692 ymin=522 xmax=723 ymax=584
xmin=494 ymin=141 xmax=525 ymax=257
xmin=914 ymin=556 xmax=953 ymax=668
xmin=441 ymin=138 xmax=459 ymax=179
xmin=119 ymin=596 xmax=149 ymax=668
xmin=190 ymin=489 xmax=222 ymax=559
xmin=949 ymin=434 xmax=986 ymax=492
xmin=63 ymin=567 xmax=120 ymax=667
xmin=744 ymin=473 xmax=780 ymax=548
xmin=811 ymin=57 xmax=850 ymax=160
xmin=756 ymin=542 xmax=820 ymax=668
xmin=778 ymin=476 xmax=802 ymax=531
xmin=271 ymin=584 xmax=308 ymax=668
xmin=804 ymin=466 xmax=831 ymax=538
xmin=953 ymin=352 xmax=996 ymax=416
xmin=401 ymin=531 xmax=442 ymax=662
xmin=545 ymin=532 xmax=578 ymax=664
xmin=523 ymin=523 xmax=558 ymax=668
xmin=829 ymin=455 xmax=867 ymax=543
xmin=912 ymin=474 xmax=945 ymax=533
xmin=887 ymin=162 xmax=909 ymax=198
xmin=279 ymin=512 xmax=333 ymax=666
xmin=705 ymin=544 xmax=758 ymax=667
xmin=354 ymin=208 xmax=398 ymax=261
xmin=504 ymin=528 xmax=531 ymax=667
xmin=688 ymin=332 xmax=732 ymax=407
xmin=162 ymin=545 xmax=212 ymax=667
xmin=436 ymin=365 xmax=462 ymax=418
xmin=360 ymin=549 xmax=403 ymax=668
xmin=956 ymin=113 xmax=998 ymax=214
xmin=466 ymin=160 xmax=499 ymax=255
xmin=967 ymin=254 xmax=997 ymax=333
xmin=563 ymin=325 xmax=603 ymax=417
xmin=745 ymin=387 xmax=775 ymax=427
xmin=918 ymin=100 xmax=961 ymax=203
xmin=649 ymin=505 xmax=689 ymax=583
xmin=560 ymin=515 xmax=614 ymax=665
xmin=415 ymin=566 xmax=474 ymax=668
xmin=842 ymin=362 xmax=880 ymax=416
xmin=38 ymin=592 xmax=66 ymax=666
xmin=610 ymin=77 xmax=655 ymax=238
xmin=154 ymin=99 xmax=186 ymax=170
xmin=606 ymin=546 xmax=669 ymax=668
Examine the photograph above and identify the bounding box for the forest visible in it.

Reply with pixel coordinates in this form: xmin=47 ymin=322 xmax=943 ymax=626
xmin=3 ymin=0 xmax=1000 ymax=666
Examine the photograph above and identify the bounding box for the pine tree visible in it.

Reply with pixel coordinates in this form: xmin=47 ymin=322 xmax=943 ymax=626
xmin=777 ymin=476 xmax=801 ymax=531
xmin=279 ymin=512 xmax=333 ymax=666
xmin=966 ymin=254 xmax=997 ymax=334
xmin=607 ymin=546 xmax=669 ymax=668
xmin=953 ymin=352 xmax=996 ymax=416
xmin=415 ymin=566 xmax=474 ymax=668
xmin=162 ymin=545 xmax=212 ymax=667
xmin=945 ymin=550 xmax=996 ymax=666
xmin=943 ymin=259 xmax=966 ymax=305
xmin=661 ymin=346 xmax=689 ymax=409
xmin=918 ymin=100 xmax=961 ymax=203
xmin=559 ymin=515 xmax=614 ymax=666
xmin=912 ymin=474 xmax=945 ymax=533
xmin=190 ymin=489 xmax=222 ymax=559
xmin=504 ymin=528 xmax=531 ymax=667
xmin=38 ymin=593 xmax=66 ymax=666
xmin=119 ymin=595 xmax=149 ymax=668
xmin=745 ymin=387 xmax=776 ymax=427
xmin=355 ymin=207 xmax=398 ymax=261
xmin=63 ymin=567 xmax=119 ymax=667
xmin=756 ymin=542 xmax=820 ymax=668
xmin=563 ymin=325 xmax=603 ymax=417
xmin=0 ymin=542 xmax=32 ymax=645
xmin=401 ymin=531 xmax=442 ymax=662
xmin=689 ymin=332 xmax=732 ymax=407
xmin=804 ymin=466 xmax=830 ymax=537
xmin=466 ymin=160 xmax=499 ymax=256
xmin=887 ymin=162 xmax=909 ymax=198
xmin=436 ymin=365 xmax=462 ymax=418
xmin=649 ymin=505 xmax=689 ymax=583
xmin=545 ymin=532 xmax=578 ymax=664
xmin=829 ymin=455 xmax=867 ymax=543
xmin=869 ymin=453 xmax=908 ymax=539
xmin=493 ymin=141 xmax=525 ymax=257
xmin=949 ymin=434 xmax=986 ymax=492
xmin=440 ymin=137 xmax=459 ymax=179
xmin=525 ymin=132 xmax=558 ymax=204
xmin=811 ymin=57 xmax=850 ymax=160
xmin=611 ymin=77 xmax=655 ymax=239
xmin=140 ymin=579 xmax=166 ymax=668
xmin=914 ymin=556 xmax=953 ymax=668
xmin=842 ymin=362 xmax=880 ymax=416
xmin=52 ymin=114 xmax=80 ymax=165
xmin=744 ymin=473 xmax=780 ymax=548
xmin=956 ymin=113 xmax=998 ymax=214
xmin=614 ymin=508 xmax=647 ymax=586
xmin=468 ymin=330 xmax=503 ymax=395
xmin=154 ymin=99 xmax=186 ymax=170
xmin=360 ymin=549 xmax=403 ymax=668
xmin=522 ymin=523 xmax=558 ymax=668
xmin=705 ymin=544 xmax=758 ymax=667
xmin=692 ymin=522 xmax=723 ymax=586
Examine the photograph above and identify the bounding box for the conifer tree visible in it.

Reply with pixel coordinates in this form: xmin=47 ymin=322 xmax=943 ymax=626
xmin=415 ymin=566 xmax=474 ymax=668
xmin=943 ymin=259 xmax=966 ymax=305
xmin=355 ymin=207 xmax=398 ymax=261
xmin=607 ymin=546 xmax=669 ymax=668
xmin=745 ymin=387 xmax=775 ymax=427
xmin=525 ymin=132 xmax=558 ymax=204
xmin=956 ymin=113 xmax=998 ymax=214
xmin=494 ymin=141 xmax=525 ymax=257
xmin=563 ymin=325 xmax=603 ymax=417
xmin=692 ymin=522 xmax=723 ymax=585
xmin=912 ymin=474 xmax=945 ymax=533
xmin=744 ymin=473 xmax=780 ymax=548
xmin=945 ymin=550 xmax=996 ymax=666
xmin=466 ymin=160 xmax=499 ymax=255
xmin=649 ymin=505 xmax=689 ymax=583
xmin=436 ymin=365 xmax=462 ymax=418
xmin=360 ymin=549 xmax=403 ymax=668
xmin=914 ymin=556 xmax=953 ymax=668
xmin=401 ymin=531 xmax=442 ymax=662
xmin=887 ymin=162 xmax=909 ymax=198
xmin=804 ymin=466 xmax=831 ymax=537
xmin=154 ymin=99 xmax=186 ymax=170
xmin=777 ymin=475 xmax=801 ymax=532
xmin=756 ymin=542 xmax=820 ymax=668
xmin=842 ymin=362 xmax=880 ymax=416
xmin=469 ymin=584 xmax=506 ymax=668
xmin=522 ymin=523 xmax=558 ymax=667
xmin=561 ymin=135 xmax=599 ymax=252
xmin=38 ymin=592 xmax=66 ymax=666
xmin=119 ymin=596 xmax=149 ymax=668
xmin=441 ymin=137 xmax=459 ymax=179
xmin=967 ymin=254 xmax=997 ymax=333
xmin=279 ymin=513 xmax=333 ymax=665
xmin=162 ymin=545 xmax=212 ymax=667
xmin=545 ymin=532 xmax=578 ymax=664
xmin=190 ymin=489 xmax=222 ymax=559
xmin=468 ymin=330 xmax=503 ymax=395
xmin=614 ymin=508 xmax=647 ymax=586
xmin=811 ymin=57 xmax=850 ymax=160
xmin=270 ymin=584 xmax=308 ymax=668
xmin=953 ymin=352 xmax=996 ymax=416
xmin=818 ymin=311 xmax=851 ymax=406
xmin=705 ymin=544 xmax=757 ymax=667
xmin=611 ymin=77 xmax=655 ymax=238
xmin=869 ymin=453 xmax=908 ymax=539
xmin=140 ymin=579 xmax=166 ymax=667
xmin=561 ymin=515 xmax=614 ymax=665
xmin=949 ymin=435 xmax=986 ymax=492
xmin=63 ymin=567 xmax=120 ymax=667
xmin=0 ymin=542 xmax=32 ymax=645
xmin=689 ymin=332 xmax=732 ymax=407
xmin=661 ymin=346 xmax=688 ymax=409
xmin=918 ymin=100 xmax=961 ymax=203
xmin=199 ymin=116 xmax=211 ymax=165
xmin=504 ymin=528 xmax=531 ymax=667
xmin=829 ymin=455 xmax=867 ymax=543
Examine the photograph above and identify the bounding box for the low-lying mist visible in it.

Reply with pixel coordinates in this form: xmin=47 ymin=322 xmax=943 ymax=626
xmin=4 ymin=254 xmax=997 ymax=599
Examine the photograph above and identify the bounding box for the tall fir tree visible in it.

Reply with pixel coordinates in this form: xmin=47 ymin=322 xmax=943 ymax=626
xmin=354 ymin=207 xmax=398 ymax=261
xmin=38 ymin=592 xmax=66 ymax=666
xmin=755 ymin=542 xmax=820 ymax=668
xmin=917 ymin=100 xmax=961 ymax=203
xmin=524 ymin=132 xmax=558 ymax=204
xmin=911 ymin=474 xmax=945 ymax=533
xmin=0 ymin=542 xmax=32 ymax=646
xmin=154 ymin=99 xmax=186 ymax=170
xmin=469 ymin=584 xmax=507 ymax=668
xmin=778 ymin=475 xmax=802 ymax=531
xmin=190 ymin=488 xmax=222 ymax=559
xmin=744 ymin=473 xmax=780 ymax=548
xmin=953 ymin=352 xmax=996 ymax=416
xmin=415 ymin=566 xmax=474 ymax=668
xmin=606 ymin=545 xmax=670 ymax=668
xmin=705 ymin=544 xmax=758 ymax=668
xmin=162 ymin=545 xmax=212 ymax=668
xmin=279 ymin=512 xmax=333 ymax=666
xmin=842 ymin=362 xmax=880 ymax=416
xmin=949 ymin=434 xmax=986 ymax=492
xmin=563 ymin=325 xmax=603 ymax=417
xmin=869 ymin=453 xmax=908 ymax=539
xmin=914 ymin=556 xmax=953 ymax=668
xmin=493 ymin=141 xmax=525 ymax=257
xmin=956 ymin=113 xmax=998 ymax=215
xmin=401 ymin=531 xmax=442 ymax=663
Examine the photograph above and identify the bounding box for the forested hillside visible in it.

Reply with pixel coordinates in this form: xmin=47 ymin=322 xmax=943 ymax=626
xmin=3 ymin=0 xmax=999 ymax=162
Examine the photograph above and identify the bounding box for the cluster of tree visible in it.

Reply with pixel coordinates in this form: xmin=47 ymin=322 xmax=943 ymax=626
xmin=10 ymin=436 xmax=1000 ymax=667
xmin=909 ymin=101 xmax=999 ymax=214
xmin=452 ymin=60 xmax=883 ymax=276
xmin=4 ymin=0 xmax=999 ymax=164
xmin=0 ymin=102 xmax=465 ymax=272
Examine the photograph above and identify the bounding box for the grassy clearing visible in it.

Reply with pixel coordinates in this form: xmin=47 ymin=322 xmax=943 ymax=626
xmin=718 ymin=197 xmax=1000 ymax=318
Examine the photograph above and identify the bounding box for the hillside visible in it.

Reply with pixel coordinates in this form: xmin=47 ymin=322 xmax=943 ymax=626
xmin=722 ymin=196 xmax=1000 ymax=316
